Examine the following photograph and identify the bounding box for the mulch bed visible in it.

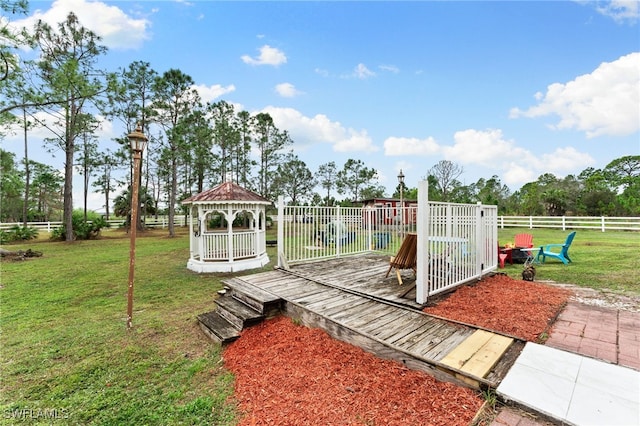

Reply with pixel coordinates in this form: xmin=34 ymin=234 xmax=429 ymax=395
xmin=423 ymin=274 xmax=571 ymax=342
xmin=223 ymin=274 xmax=571 ymax=424
xmin=224 ymin=316 xmax=483 ymax=426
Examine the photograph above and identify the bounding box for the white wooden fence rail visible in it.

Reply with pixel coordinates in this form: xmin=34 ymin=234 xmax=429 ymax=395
xmin=0 ymin=216 xmax=188 ymax=232
xmin=498 ymin=216 xmax=640 ymax=231
xmin=2 ymin=215 xmax=639 ymax=233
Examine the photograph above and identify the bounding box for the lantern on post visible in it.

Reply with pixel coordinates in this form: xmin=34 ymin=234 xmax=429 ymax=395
xmin=126 ymin=124 xmax=148 ymax=330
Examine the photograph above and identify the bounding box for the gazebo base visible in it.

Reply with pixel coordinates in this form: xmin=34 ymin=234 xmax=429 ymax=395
xmin=187 ymin=254 xmax=270 ymax=273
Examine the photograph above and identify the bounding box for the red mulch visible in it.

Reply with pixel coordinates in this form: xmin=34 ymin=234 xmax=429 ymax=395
xmin=224 ymin=316 xmax=484 ymax=426
xmin=223 ymin=274 xmax=571 ymax=424
xmin=424 ymin=274 xmax=571 ymax=342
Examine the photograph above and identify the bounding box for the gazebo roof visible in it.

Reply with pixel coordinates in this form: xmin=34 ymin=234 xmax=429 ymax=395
xmin=182 ymin=181 xmax=272 ymax=205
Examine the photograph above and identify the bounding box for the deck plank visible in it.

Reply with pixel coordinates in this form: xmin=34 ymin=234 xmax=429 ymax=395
xmin=333 ymin=302 xmax=393 ymax=326
xmin=291 ymin=288 xmax=344 ymax=305
xmin=269 ymin=283 xmax=331 ymax=301
xmin=440 ymin=331 xmax=513 ymax=378
xmin=303 ymin=293 xmax=362 ymax=313
xmin=324 ymin=299 xmax=376 ymax=322
xmin=359 ymin=310 xmax=410 ymax=335
xmin=373 ymin=312 xmax=422 ymax=341
xmin=323 ymin=298 xmax=372 ymax=318
xmin=403 ymin=322 xmax=460 ymax=354
xmin=390 ymin=317 xmax=442 ymax=347
xmin=384 ymin=316 xmax=441 ymax=345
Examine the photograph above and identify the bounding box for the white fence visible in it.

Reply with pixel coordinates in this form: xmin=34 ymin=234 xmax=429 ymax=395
xmin=4 ymin=215 xmax=639 ymax=233
xmin=417 ymin=200 xmax=498 ymax=302
xmin=277 ymin=191 xmax=498 ymax=303
xmin=498 ymin=216 xmax=640 ymax=231
xmin=0 ymin=216 xmax=187 ymax=232
xmin=275 ymin=201 xmax=415 ymax=264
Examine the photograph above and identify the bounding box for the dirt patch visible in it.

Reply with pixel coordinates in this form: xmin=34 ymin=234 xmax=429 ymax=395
xmin=540 ymin=280 xmax=640 ymax=312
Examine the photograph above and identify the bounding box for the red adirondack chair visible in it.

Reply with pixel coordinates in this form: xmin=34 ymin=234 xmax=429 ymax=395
xmin=514 ymin=233 xmax=534 ymax=249
xmin=498 ymin=234 xmax=534 ymax=268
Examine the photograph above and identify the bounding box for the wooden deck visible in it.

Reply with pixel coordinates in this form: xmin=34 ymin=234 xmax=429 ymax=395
xmin=230 ymin=254 xmax=524 ymax=389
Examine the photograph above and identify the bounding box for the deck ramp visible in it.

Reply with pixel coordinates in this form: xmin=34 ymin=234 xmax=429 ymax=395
xmin=228 ymin=268 xmax=523 ymax=389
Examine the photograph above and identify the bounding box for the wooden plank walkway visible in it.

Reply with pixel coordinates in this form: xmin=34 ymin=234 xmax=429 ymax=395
xmin=234 ymin=255 xmax=525 ymax=389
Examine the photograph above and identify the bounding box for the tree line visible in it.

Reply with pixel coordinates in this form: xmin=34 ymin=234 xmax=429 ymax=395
xmin=1 ymin=4 xmax=639 ymax=242
xmin=417 ymin=157 xmax=639 ymax=217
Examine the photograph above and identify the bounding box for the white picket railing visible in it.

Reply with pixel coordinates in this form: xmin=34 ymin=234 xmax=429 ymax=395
xmin=416 ymin=197 xmax=498 ymax=303
xmin=194 ymin=230 xmax=265 ymax=261
xmin=277 ymin=193 xmax=498 ymax=303
xmin=275 ymin=201 xmax=416 ymax=264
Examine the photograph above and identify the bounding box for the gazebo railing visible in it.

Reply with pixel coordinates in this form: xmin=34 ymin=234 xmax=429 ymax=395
xmin=199 ymin=230 xmax=265 ymax=261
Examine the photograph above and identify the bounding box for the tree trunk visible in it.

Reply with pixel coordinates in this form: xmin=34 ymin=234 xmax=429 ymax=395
xmin=64 ymin=134 xmax=75 ymax=241
xmin=168 ymin=155 xmax=177 ymax=237
xmin=22 ymin=108 xmax=30 ymax=226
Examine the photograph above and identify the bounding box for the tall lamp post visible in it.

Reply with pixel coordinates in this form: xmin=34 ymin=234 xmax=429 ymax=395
xmin=126 ymin=124 xmax=148 ymax=330
xmin=398 ymin=169 xmax=405 ymax=238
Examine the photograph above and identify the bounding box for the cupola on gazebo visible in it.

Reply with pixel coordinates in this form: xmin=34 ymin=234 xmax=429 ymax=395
xmin=182 ymin=181 xmax=272 ymax=273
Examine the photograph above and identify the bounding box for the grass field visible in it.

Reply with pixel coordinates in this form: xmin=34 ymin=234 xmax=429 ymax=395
xmin=0 ymin=226 xmax=637 ymax=424
xmin=497 ymin=228 xmax=640 ymax=293
xmin=1 ymin=228 xmax=244 ymax=425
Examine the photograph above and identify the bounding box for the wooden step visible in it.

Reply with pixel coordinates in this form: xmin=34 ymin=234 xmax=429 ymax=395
xmin=223 ymin=277 xmax=282 ymax=316
xmin=216 ymin=295 xmax=265 ymax=330
xmin=440 ymin=329 xmax=513 ymax=387
xmin=197 ymin=311 xmax=240 ymax=345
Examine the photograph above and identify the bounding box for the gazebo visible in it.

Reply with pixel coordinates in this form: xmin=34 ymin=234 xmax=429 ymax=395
xmin=182 ymin=181 xmax=272 ymax=273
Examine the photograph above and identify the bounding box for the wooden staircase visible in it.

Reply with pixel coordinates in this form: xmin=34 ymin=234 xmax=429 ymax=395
xmin=197 ymin=277 xmax=283 ymax=344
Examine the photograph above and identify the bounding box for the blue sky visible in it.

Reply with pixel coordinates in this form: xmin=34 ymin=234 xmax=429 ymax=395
xmin=4 ymin=0 xmax=640 ymax=210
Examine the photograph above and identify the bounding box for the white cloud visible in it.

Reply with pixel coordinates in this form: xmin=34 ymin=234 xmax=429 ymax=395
xmin=594 ymin=0 xmax=639 ymax=24
xmin=348 ymin=63 xmax=375 ymax=79
xmin=502 ymin=162 xmax=538 ymax=186
xmin=379 ymin=64 xmax=400 ymax=73
xmin=383 ymin=136 xmax=440 ymax=156
xmin=540 ymin=146 xmax=595 ymax=173
xmin=275 ymin=83 xmax=304 ymax=98
xmin=241 ymin=45 xmax=287 ymax=66
xmin=442 ymin=128 xmax=595 ymax=187
xmin=260 ymin=106 xmax=378 ymax=153
xmin=13 ymin=0 xmax=151 ymax=50
xmin=193 ymin=83 xmax=236 ymax=103
xmin=510 ymin=52 xmax=640 ymax=138
xmin=445 ymin=129 xmax=531 ymax=167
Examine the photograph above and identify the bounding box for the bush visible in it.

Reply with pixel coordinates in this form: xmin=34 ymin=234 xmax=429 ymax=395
xmin=50 ymin=210 xmax=110 ymax=241
xmin=0 ymin=225 xmax=39 ymax=244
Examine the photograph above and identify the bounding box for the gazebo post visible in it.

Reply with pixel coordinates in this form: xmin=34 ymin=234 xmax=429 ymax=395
xmin=227 ymin=205 xmax=234 ymax=263
xmin=252 ymin=207 xmax=258 ymax=255
xmin=188 ymin=205 xmax=194 ymax=259
xmin=197 ymin=206 xmax=205 ymax=261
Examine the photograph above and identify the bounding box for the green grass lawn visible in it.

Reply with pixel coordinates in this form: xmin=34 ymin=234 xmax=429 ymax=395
xmin=0 ymin=228 xmax=257 ymax=425
xmin=498 ymin=228 xmax=640 ymax=293
xmin=0 ymin=226 xmax=637 ymax=424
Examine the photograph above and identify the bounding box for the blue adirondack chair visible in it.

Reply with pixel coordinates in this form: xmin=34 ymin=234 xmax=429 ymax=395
xmin=537 ymin=231 xmax=576 ymax=265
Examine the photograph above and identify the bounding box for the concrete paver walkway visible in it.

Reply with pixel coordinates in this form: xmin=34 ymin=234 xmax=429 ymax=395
xmin=545 ymin=301 xmax=640 ymax=370
xmin=491 ymin=301 xmax=640 ymax=426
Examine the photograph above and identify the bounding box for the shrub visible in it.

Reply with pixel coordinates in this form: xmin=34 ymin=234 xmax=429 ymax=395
xmin=50 ymin=210 xmax=110 ymax=241
xmin=0 ymin=225 xmax=39 ymax=244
